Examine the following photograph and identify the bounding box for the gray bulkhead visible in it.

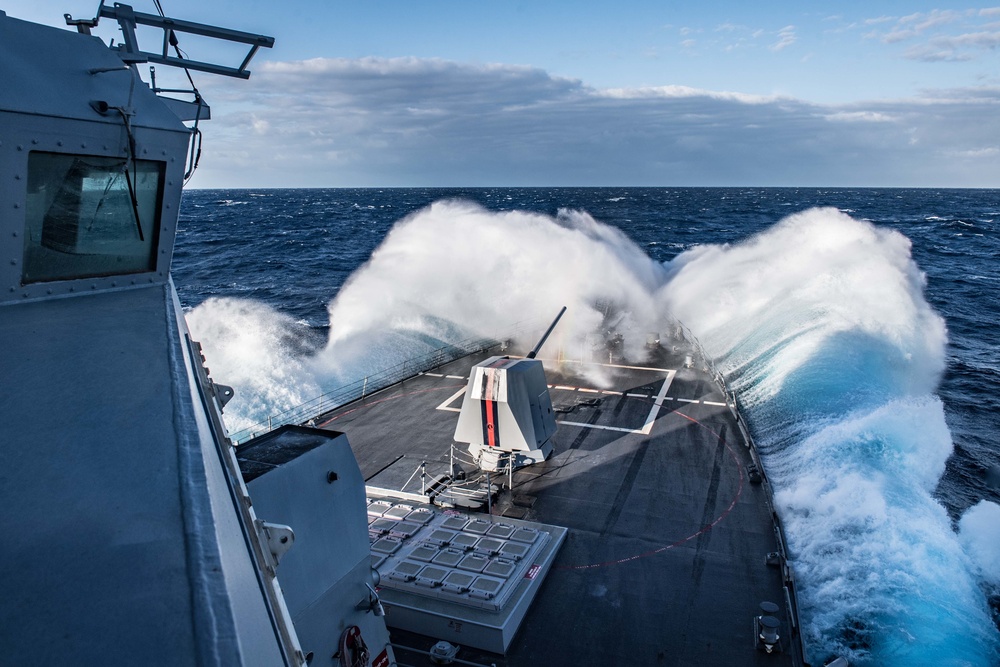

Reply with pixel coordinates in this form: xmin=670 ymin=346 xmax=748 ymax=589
xmin=0 ymin=12 xmax=302 ymax=665
xmin=237 ymin=426 xmax=394 ymax=665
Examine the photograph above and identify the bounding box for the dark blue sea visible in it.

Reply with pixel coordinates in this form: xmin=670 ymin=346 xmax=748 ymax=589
xmin=174 ymin=187 xmax=1000 ymax=666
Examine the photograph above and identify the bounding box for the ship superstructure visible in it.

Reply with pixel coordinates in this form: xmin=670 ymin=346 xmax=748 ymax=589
xmin=0 ymin=7 xmax=392 ymax=665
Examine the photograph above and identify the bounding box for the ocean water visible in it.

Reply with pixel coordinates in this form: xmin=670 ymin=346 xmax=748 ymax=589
xmin=174 ymin=187 xmax=1000 ymax=665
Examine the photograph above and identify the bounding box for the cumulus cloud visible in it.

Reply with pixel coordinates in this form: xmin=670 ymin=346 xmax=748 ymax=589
xmin=191 ymin=56 xmax=1000 ymax=188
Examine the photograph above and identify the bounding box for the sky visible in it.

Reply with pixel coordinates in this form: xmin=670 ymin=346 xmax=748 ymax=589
xmin=7 ymin=1 xmax=1000 ymax=187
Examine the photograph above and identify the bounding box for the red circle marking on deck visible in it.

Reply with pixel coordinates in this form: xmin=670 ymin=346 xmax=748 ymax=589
xmin=321 ymin=381 xmax=745 ymax=571
xmin=555 ymin=407 xmax=746 ymax=571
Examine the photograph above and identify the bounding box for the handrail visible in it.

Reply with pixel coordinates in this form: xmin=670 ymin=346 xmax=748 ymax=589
xmin=229 ymin=335 xmax=496 ymax=443
xmin=228 ymin=316 xmax=551 ymax=444
xmin=672 ymin=320 xmax=811 ymax=666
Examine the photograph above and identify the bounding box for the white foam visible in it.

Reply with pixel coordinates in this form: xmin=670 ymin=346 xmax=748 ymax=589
xmin=657 ymin=207 xmax=998 ymax=664
xmin=185 ymin=297 xmax=321 ymax=433
xmin=659 ymin=208 xmax=947 ymax=404
xmin=960 ymin=500 xmax=1000 ymax=588
xmin=188 ymin=200 xmax=669 ymax=426
xmin=185 ymin=202 xmax=999 ymax=663
xmin=321 ymin=200 xmax=668 ymax=376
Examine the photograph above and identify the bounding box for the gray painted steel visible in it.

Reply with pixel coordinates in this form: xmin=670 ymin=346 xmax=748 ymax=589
xmin=365 ymin=493 xmax=567 ymax=653
xmin=317 ymin=344 xmax=806 ymax=666
xmin=453 ymin=356 xmax=557 ymax=464
xmin=238 ymin=426 xmax=395 ymax=665
xmin=0 ymin=12 xmax=303 ymax=666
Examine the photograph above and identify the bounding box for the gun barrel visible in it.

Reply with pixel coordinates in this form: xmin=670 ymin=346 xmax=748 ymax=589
xmin=527 ymin=306 xmax=567 ymax=359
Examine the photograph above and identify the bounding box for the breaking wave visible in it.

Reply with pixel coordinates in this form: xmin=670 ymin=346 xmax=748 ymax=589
xmin=186 ymin=202 xmax=1000 ymax=664
xmin=661 ymin=208 xmax=1000 ymax=665
xmin=188 ymin=200 xmax=670 ymax=432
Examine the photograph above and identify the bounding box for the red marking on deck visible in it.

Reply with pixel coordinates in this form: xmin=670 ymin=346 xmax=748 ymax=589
xmin=555 ymin=408 xmax=745 ymax=571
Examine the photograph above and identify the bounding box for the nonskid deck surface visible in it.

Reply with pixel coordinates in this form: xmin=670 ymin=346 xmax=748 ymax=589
xmin=316 ymin=346 xmax=799 ymax=666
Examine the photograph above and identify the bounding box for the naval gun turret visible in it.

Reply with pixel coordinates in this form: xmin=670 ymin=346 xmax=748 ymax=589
xmin=454 ymin=308 xmax=565 ymax=471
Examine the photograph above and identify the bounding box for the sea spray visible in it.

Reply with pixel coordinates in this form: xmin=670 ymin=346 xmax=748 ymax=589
xmin=660 ymin=208 xmax=999 ymax=664
xmin=186 ymin=200 xmax=1000 ymax=663
xmin=322 ymin=200 xmax=667 ymax=359
xmin=185 ymin=297 xmax=322 ymax=432
xmin=959 ymin=500 xmax=1000 ymax=589
xmin=188 ymin=200 xmax=669 ymax=430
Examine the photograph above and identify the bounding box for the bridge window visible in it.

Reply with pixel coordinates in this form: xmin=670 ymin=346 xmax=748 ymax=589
xmin=22 ymin=152 xmax=163 ymax=284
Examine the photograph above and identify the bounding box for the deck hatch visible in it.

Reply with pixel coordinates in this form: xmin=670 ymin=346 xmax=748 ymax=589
xmin=408 ymin=545 xmax=438 ymax=562
xmin=457 ymin=553 xmax=490 ymax=572
xmin=383 ymin=504 xmax=413 ymax=520
xmin=371 ymin=537 xmax=402 ymax=555
xmin=449 ymin=533 xmax=479 ymax=550
xmin=367 ymin=500 xmax=394 ymax=516
xmin=463 ymin=519 xmax=492 ymax=535
xmin=430 ymin=549 xmax=464 ymax=567
xmin=440 ymin=516 xmax=468 ymax=531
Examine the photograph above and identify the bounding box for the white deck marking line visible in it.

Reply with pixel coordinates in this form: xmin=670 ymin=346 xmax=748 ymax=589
xmin=557 ymin=420 xmax=637 ymax=434
xmin=508 ymin=356 xmax=674 ymax=373
xmin=554 ymin=385 xmax=576 ymax=391
xmin=626 ymin=393 xmax=650 ymax=399
xmin=435 ymin=387 xmax=467 ymax=413
xmin=640 ymin=370 xmax=676 ymax=435
xmin=558 ymin=370 xmax=677 ymax=435
xmin=446 ymin=375 xmax=466 ymax=380
xmin=676 ymin=398 xmax=699 ymax=403
xmin=601 ymin=390 xmax=621 ymax=396
xmin=423 ymin=372 xmax=444 ymax=378
xmin=703 ymin=400 xmax=727 ymax=406
xmin=578 ymin=388 xmax=600 ymax=394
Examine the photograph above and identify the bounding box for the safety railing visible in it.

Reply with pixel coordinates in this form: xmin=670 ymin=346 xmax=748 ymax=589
xmin=228 ymin=316 xmax=552 ymax=444
xmin=671 ymin=320 xmax=811 ymax=666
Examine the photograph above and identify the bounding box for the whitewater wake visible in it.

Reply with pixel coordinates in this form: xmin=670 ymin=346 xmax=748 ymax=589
xmin=187 ymin=202 xmax=1000 ymax=665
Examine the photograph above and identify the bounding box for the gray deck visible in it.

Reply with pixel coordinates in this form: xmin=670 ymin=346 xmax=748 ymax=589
xmin=316 ymin=345 xmax=804 ymax=666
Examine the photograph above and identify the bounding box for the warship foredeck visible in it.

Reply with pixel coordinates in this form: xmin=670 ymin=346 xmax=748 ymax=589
xmin=315 ymin=345 xmax=804 ymax=666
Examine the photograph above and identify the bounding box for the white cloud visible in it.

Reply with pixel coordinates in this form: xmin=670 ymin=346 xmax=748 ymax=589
xmin=937 ymin=30 xmax=1000 ymax=48
xmin=904 ymin=45 xmax=969 ymax=62
xmin=599 ymin=85 xmax=785 ymax=105
xmin=898 ymin=9 xmax=962 ymax=31
xmin=950 ymin=146 xmax=1000 ymax=157
xmin=824 ymin=111 xmax=897 ymax=123
xmin=867 ymin=8 xmax=1000 ymax=61
xmin=770 ymin=25 xmax=797 ymax=51
xmin=191 ymin=57 xmax=1000 ymax=188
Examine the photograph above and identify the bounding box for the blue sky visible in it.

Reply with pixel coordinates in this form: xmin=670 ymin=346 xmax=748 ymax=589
xmin=9 ymin=1 xmax=1000 ymax=187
